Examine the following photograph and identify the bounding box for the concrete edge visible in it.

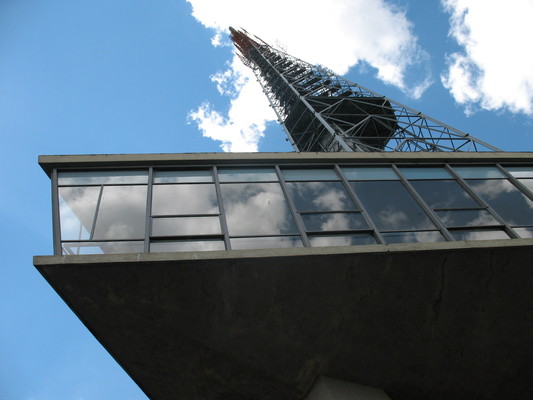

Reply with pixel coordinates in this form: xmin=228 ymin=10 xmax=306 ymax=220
xmin=38 ymin=152 xmax=533 ymax=176
xmin=33 ymin=238 xmax=533 ymax=267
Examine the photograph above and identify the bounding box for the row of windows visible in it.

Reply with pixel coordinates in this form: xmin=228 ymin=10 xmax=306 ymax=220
xmin=55 ymin=164 xmax=533 ymax=255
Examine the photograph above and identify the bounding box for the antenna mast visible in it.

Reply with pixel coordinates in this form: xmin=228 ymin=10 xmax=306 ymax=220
xmin=230 ymin=27 xmax=500 ymax=152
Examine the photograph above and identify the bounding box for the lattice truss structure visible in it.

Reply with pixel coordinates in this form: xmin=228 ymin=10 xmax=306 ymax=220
xmin=230 ymin=28 xmax=499 ymax=152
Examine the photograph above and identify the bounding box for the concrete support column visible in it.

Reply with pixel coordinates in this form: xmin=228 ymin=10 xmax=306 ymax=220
xmin=305 ymin=376 xmax=392 ymax=400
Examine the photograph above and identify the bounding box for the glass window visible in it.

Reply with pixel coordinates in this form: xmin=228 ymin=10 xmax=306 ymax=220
xmin=58 ymin=170 xmax=148 ymax=185
xmin=301 ymin=212 xmax=368 ymax=232
xmin=286 ymin=181 xmax=357 ymax=212
xmin=308 ymin=233 xmax=376 ymax=247
xmin=154 ymin=170 xmax=212 ymax=183
xmin=218 ymin=167 xmax=277 ymax=182
xmin=466 ymin=179 xmax=533 ymax=226
xmin=62 ymin=241 xmax=144 ymax=255
xmin=151 ymin=239 xmax=225 ymax=252
xmin=517 ymin=179 xmax=533 ymax=194
xmin=452 ymin=166 xmax=505 ymax=179
xmin=351 ymin=181 xmax=436 ymax=231
xmin=341 ymin=166 xmax=398 ymax=181
xmin=450 ymin=229 xmax=510 ymax=241
xmin=152 ymin=184 xmax=218 ymax=216
xmin=399 ymin=167 xmax=451 ymax=180
xmin=410 ymin=180 xmax=479 ymax=209
xmin=505 ymin=166 xmax=533 ymax=178
xmin=93 ymin=186 xmax=147 ymax=240
xmin=282 ymin=168 xmax=338 ymax=181
xmin=435 ymin=210 xmax=499 ymax=227
xmin=382 ymin=231 xmax=445 ymax=244
xmin=152 ymin=216 xmax=221 ymax=236
xmin=230 ymin=236 xmax=303 ymax=250
xmin=59 ymin=186 xmax=101 ymax=240
xmin=221 ymin=183 xmax=297 ymax=236
xmin=514 ymin=227 xmax=533 ymax=238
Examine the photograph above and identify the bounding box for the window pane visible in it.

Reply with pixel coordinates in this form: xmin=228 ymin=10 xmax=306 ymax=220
xmin=152 ymin=184 xmax=218 ymax=215
xmin=410 ymin=180 xmax=479 ymax=209
xmin=93 ymin=186 xmax=147 ymax=240
xmin=221 ymin=183 xmax=297 ymax=235
xmin=152 ymin=216 xmax=221 ymax=236
xmin=62 ymin=241 xmax=144 ymax=255
xmin=286 ymin=181 xmax=357 ymax=212
xmin=399 ymin=167 xmax=451 ymax=180
xmin=301 ymin=212 xmax=368 ymax=231
xmin=230 ymin=236 xmax=303 ymax=250
xmin=218 ymin=167 xmax=277 ymax=182
xmin=466 ymin=179 xmax=533 ymax=226
xmin=154 ymin=170 xmax=212 ymax=183
xmin=382 ymin=231 xmax=445 ymax=244
xmin=452 ymin=166 xmax=505 ymax=179
xmin=505 ymin=166 xmax=533 ymax=178
xmin=450 ymin=229 xmax=509 ymax=241
xmin=341 ymin=166 xmax=398 ymax=180
xmin=351 ymin=181 xmax=436 ymax=231
xmin=518 ymin=179 xmax=533 ymax=194
xmin=282 ymin=168 xmax=338 ymax=181
xmin=514 ymin=227 xmax=533 ymax=238
xmin=59 ymin=186 xmax=100 ymax=240
xmin=58 ymin=170 xmax=148 ymax=185
xmin=308 ymin=234 xmax=376 ymax=247
xmin=436 ymin=210 xmax=499 ymax=227
xmin=151 ymin=239 xmax=225 ymax=252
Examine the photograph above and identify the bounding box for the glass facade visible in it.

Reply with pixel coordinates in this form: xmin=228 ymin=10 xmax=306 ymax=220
xmin=54 ymin=162 xmax=533 ymax=255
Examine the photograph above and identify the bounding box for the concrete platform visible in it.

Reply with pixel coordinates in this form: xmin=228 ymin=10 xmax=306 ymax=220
xmin=305 ymin=376 xmax=391 ymax=400
xmin=34 ymin=239 xmax=533 ymax=399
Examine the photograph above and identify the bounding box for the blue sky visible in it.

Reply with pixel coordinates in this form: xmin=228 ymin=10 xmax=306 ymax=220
xmin=1 ymin=1 xmax=531 ymax=399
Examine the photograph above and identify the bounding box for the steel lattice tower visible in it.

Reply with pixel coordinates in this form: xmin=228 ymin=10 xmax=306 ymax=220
xmin=230 ymin=27 xmax=500 ymax=152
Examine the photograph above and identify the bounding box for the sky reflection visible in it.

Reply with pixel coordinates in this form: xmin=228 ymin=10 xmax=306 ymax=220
xmin=221 ymin=183 xmax=297 ymax=236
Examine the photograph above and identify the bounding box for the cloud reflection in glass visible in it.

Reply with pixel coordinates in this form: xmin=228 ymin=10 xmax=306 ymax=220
xmin=221 ymin=183 xmax=297 ymax=236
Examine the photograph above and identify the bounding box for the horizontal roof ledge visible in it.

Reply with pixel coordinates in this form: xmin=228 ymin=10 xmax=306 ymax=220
xmin=38 ymin=151 xmax=533 ymax=176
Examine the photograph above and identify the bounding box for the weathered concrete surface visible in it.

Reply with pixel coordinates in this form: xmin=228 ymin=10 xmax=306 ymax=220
xmin=305 ymin=376 xmax=391 ymax=400
xmin=35 ymin=240 xmax=533 ymax=400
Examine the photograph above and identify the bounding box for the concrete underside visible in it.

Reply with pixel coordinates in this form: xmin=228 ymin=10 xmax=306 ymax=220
xmin=35 ymin=240 xmax=533 ymax=400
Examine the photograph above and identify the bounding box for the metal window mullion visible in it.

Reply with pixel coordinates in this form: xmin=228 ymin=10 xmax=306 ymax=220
xmin=52 ymin=169 xmax=62 ymax=255
xmin=299 ymin=210 xmax=361 ymax=215
xmin=62 ymin=238 xmax=144 ymax=243
xmin=392 ymin=165 xmax=454 ymax=242
xmin=275 ymin=165 xmax=310 ymax=247
xmin=152 ymin=234 xmax=224 ymax=241
xmin=496 ymin=163 xmax=533 ymax=202
xmin=144 ymin=167 xmax=153 ymax=253
xmin=213 ymin=166 xmax=231 ymax=250
xmin=306 ymin=229 xmax=374 ymax=235
xmin=446 ymin=225 xmax=505 ymax=232
xmin=152 ymin=213 xmax=221 ymax=218
xmin=89 ymin=185 xmax=104 ymax=240
xmin=334 ymin=164 xmax=386 ymax=244
xmin=229 ymin=233 xmax=304 ymax=239
xmin=379 ymin=228 xmax=448 ymax=233
xmin=445 ymin=164 xmax=520 ymax=239
xmin=433 ymin=206 xmax=488 ymax=211
xmin=58 ymin=182 xmax=147 ymax=187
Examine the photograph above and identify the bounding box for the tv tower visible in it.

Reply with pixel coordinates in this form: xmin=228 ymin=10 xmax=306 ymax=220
xmin=230 ymin=27 xmax=499 ymax=152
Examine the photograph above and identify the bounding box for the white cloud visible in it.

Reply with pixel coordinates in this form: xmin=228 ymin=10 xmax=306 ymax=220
xmin=188 ymin=55 xmax=275 ymax=152
xmin=441 ymin=0 xmax=533 ymax=115
xmin=186 ymin=0 xmax=431 ymax=152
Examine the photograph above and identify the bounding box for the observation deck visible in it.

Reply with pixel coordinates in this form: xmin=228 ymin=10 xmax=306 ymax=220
xmin=34 ymin=151 xmax=533 ymax=400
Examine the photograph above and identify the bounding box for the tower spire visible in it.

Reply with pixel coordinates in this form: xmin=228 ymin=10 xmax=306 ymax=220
xmin=230 ymin=27 xmax=500 ymax=152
